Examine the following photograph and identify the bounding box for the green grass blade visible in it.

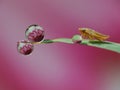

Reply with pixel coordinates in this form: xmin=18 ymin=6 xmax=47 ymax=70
xmin=41 ymin=38 xmax=120 ymax=53
xmin=52 ymin=38 xmax=73 ymax=44
xmin=82 ymin=40 xmax=120 ymax=53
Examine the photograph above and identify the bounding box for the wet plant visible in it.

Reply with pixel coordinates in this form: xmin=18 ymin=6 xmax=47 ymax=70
xmin=17 ymin=24 xmax=120 ymax=55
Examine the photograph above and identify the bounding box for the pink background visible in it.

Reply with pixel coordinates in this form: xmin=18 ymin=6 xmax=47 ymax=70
xmin=0 ymin=0 xmax=120 ymax=90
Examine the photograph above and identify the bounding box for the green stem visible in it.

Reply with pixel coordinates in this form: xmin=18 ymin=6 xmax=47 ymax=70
xmin=35 ymin=38 xmax=120 ymax=54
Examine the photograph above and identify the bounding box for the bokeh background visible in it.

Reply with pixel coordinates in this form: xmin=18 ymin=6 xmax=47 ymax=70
xmin=0 ymin=0 xmax=120 ymax=90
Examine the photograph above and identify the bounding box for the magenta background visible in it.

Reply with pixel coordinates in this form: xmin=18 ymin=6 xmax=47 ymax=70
xmin=0 ymin=0 xmax=120 ymax=90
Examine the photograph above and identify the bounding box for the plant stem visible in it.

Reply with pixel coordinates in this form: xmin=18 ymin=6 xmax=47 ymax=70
xmin=33 ymin=38 xmax=120 ymax=53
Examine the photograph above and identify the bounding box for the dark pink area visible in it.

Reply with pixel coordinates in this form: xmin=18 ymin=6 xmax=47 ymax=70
xmin=0 ymin=0 xmax=120 ymax=90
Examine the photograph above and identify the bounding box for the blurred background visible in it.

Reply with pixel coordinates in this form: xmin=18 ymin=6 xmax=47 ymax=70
xmin=0 ymin=0 xmax=120 ymax=90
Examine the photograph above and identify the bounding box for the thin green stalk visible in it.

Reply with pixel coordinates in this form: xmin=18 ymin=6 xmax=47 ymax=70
xmin=38 ymin=38 xmax=120 ymax=53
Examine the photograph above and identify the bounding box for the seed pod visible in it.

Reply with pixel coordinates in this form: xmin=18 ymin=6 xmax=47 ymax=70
xmin=25 ymin=24 xmax=44 ymax=42
xmin=17 ymin=40 xmax=34 ymax=55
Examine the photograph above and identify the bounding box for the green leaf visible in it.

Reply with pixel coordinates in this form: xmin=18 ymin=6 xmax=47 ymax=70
xmin=41 ymin=38 xmax=120 ymax=53
xmin=52 ymin=38 xmax=73 ymax=44
xmin=81 ymin=40 xmax=120 ymax=53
